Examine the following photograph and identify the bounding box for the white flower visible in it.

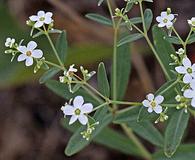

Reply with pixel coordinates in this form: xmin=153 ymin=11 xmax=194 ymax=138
xmin=5 ymin=37 xmax=15 ymax=48
xmin=188 ymin=17 xmax=195 ymax=27
xmin=156 ymin=11 xmax=174 ymax=28
xmin=29 ymin=10 xmax=53 ymax=28
xmin=17 ymin=41 xmax=43 ymax=66
xmin=66 ymin=64 xmax=78 ymax=77
xmin=142 ymin=93 xmax=164 ymax=114
xmin=61 ymin=96 xmax=93 ymax=125
xmin=176 ymin=48 xmax=185 ymax=55
xmin=175 ymin=57 xmax=195 ymax=84
xmin=183 ymin=80 xmax=195 ymax=107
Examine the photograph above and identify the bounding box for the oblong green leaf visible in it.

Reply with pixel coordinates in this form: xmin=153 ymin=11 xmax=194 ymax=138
xmin=114 ymin=107 xmax=140 ymax=124
xmin=188 ymin=33 xmax=195 ymax=44
xmin=56 ymin=31 xmax=68 ymax=64
xmin=85 ymin=13 xmax=112 ymax=26
xmin=128 ymin=121 xmax=164 ymax=147
xmin=164 ymin=109 xmax=190 ymax=157
xmin=144 ymin=9 xmax=153 ymax=31
xmin=153 ymin=144 xmax=195 ymax=160
xmin=98 ymin=62 xmax=110 ymax=97
xmin=152 ymin=25 xmax=176 ymax=80
xmin=39 ymin=67 xmax=60 ymax=84
xmin=117 ymin=33 xmax=143 ymax=47
xmin=164 ymin=36 xmax=181 ymax=44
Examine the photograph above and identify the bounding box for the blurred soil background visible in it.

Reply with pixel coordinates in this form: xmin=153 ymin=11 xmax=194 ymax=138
xmin=0 ymin=0 xmax=195 ymax=160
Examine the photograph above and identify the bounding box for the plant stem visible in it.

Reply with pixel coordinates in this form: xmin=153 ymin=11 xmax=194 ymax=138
xmin=121 ymin=124 xmax=152 ymax=160
xmin=172 ymin=27 xmax=185 ymax=45
xmin=184 ymin=28 xmax=193 ymax=52
xmin=45 ymin=32 xmax=65 ymax=69
xmin=111 ymin=100 xmax=142 ymax=106
xmin=93 ymin=102 xmax=108 ymax=112
xmin=44 ymin=60 xmax=64 ymax=70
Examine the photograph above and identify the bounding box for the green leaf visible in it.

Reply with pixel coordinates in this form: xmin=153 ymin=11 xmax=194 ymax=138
xmin=117 ymin=33 xmax=143 ymax=47
xmin=153 ymin=144 xmax=195 ymax=160
xmin=120 ymin=17 xmax=142 ymax=26
xmin=114 ymin=107 xmax=140 ymax=124
xmin=128 ymin=121 xmax=164 ymax=147
xmin=56 ymin=31 xmax=68 ymax=64
xmin=65 ymin=112 xmax=113 ymax=156
xmin=98 ymin=62 xmax=110 ymax=97
xmin=137 ymin=106 xmax=158 ymax=122
xmin=188 ymin=33 xmax=195 ymax=44
xmin=152 ymin=25 xmax=176 ymax=80
xmin=39 ymin=67 xmax=61 ymax=84
xmin=112 ymin=43 xmax=131 ymax=100
xmin=61 ymin=119 xmax=141 ymax=157
xmin=164 ymin=36 xmax=181 ymax=44
xmin=164 ymin=109 xmax=190 ymax=157
xmin=144 ymin=9 xmax=153 ymax=31
xmin=45 ymin=80 xmax=99 ymax=105
xmin=85 ymin=13 xmax=112 ymax=26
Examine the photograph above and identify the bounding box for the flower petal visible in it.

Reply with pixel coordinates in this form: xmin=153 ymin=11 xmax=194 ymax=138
xmin=81 ymin=103 xmax=93 ymax=114
xmin=69 ymin=115 xmax=78 ymax=125
xmin=183 ymin=89 xmax=194 ymax=98
xmin=37 ymin=10 xmax=45 ymax=17
xmin=27 ymin=41 xmax=37 ymax=51
xmin=147 ymin=107 xmax=153 ymax=113
xmin=183 ymin=74 xmax=192 ymax=84
xmin=78 ymin=114 xmax=88 ymax=125
xmin=156 ymin=16 xmax=163 ymax=23
xmin=183 ymin=57 xmax=191 ymax=68
xmin=62 ymin=105 xmax=74 ymax=115
xmin=190 ymin=80 xmax=195 ymax=89
xmin=154 ymin=105 xmax=163 ymax=114
xmin=167 ymin=14 xmax=174 ymax=21
xmin=142 ymin=100 xmax=150 ymax=107
xmin=44 ymin=17 xmax=52 ymax=24
xmin=29 ymin=15 xmax=38 ymax=21
xmin=25 ymin=57 xmax=33 ymax=66
xmin=158 ymin=23 xmax=166 ymax=28
xmin=73 ymin=96 xmax=84 ymax=108
xmin=155 ymin=95 xmax=164 ymax=104
xmin=166 ymin=21 xmax=173 ymax=28
xmin=46 ymin=12 xmax=53 ymax=17
xmin=175 ymin=66 xmax=187 ymax=74
xmin=146 ymin=93 xmax=154 ymax=101
xmin=32 ymin=49 xmax=43 ymax=58
xmin=17 ymin=54 xmax=27 ymax=62
xmin=17 ymin=46 xmax=27 ymax=54
xmin=191 ymin=98 xmax=195 ymax=108
xmin=34 ymin=21 xmax=44 ymax=28
xmin=161 ymin=11 xmax=167 ymax=18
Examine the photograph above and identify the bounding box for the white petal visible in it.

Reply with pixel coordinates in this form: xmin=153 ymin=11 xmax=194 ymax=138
xmin=37 ymin=10 xmax=45 ymax=17
xmin=29 ymin=15 xmax=38 ymax=21
xmin=46 ymin=12 xmax=53 ymax=17
xmin=158 ymin=23 xmax=166 ymax=28
xmin=32 ymin=49 xmax=43 ymax=58
xmin=147 ymin=107 xmax=153 ymax=113
xmin=156 ymin=16 xmax=163 ymax=23
xmin=78 ymin=114 xmax=88 ymax=125
xmin=34 ymin=21 xmax=44 ymax=28
xmin=161 ymin=12 xmax=167 ymax=18
xmin=17 ymin=54 xmax=27 ymax=62
xmin=27 ymin=41 xmax=37 ymax=51
xmin=81 ymin=103 xmax=93 ymax=114
xmin=69 ymin=115 xmax=78 ymax=125
xmin=183 ymin=74 xmax=192 ymax=84
xmin=17 ymin=46 xmax=27 ymax=54
xmin=183 ymin=57 xmax=191 ymax=68
xmin=44 ymin=17 xmax=52 ymax=24
xmin=73 ymin=96 xmax=84 ymax=108
xmin=190 ymin=80 xmax=195 ymax=89
xmin=142 ymin=100 xmax=150 ymax=107
xmin=155 ymin=95 xmax=164 ymax=104
xmin=166 ymin=21 xmax=173 ymax=28
xmin=62 ymin=105 xmax=74 ymax=115
xmin=175 ymin=66 xmax=187 ymax=74
xmin=146 ymin=93 xmax=154 ymax=101
xmin=154 ymin=105 xmax=163 ymax=114
xmin=183 ymin=89 xmax=194 ymax=98
xmin=25 ymin=57 xmax=33 ymax=66
xmin=191 ymin=98 xmax=195 ymax=108
xmin=167 ymin=14 xmax=174 ymax=21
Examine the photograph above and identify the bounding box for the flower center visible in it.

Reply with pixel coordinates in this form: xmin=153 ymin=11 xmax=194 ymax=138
xmin=39 ymin=17 xmax=45 ymax=21
xmin=163 ymin=18 xmax=168 ymax=23
xmin=150 ymin=101 xmax=156 ymax=108
xmin=26 ymin=51 xmax=32 ymax=57
xmin=187 ymin=67 xmax=192 ymax=74
xmin=75 ymin=108 xmax=81 ymax=115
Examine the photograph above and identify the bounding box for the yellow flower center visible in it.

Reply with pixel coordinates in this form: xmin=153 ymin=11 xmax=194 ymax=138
xmin=163 ymin=18 xmax=168 ymax=23
xmin=39 ymin=17 xmax=45 ymax=21
xmin=187 ymin=68 xmax=192 ymax=74
xmin=75 ymin=108 xmax=81 ymax=115
xmin=26 ymin=51 xmax=32 ymax=57
xmin=150 ymin=101 xmax=156 ymax=108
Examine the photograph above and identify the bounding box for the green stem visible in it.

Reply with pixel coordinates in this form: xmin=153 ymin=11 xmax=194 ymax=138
xmin=139 ymin=1 xmax=147 ymax=34
xmin=161 ymin=104 xmax=178 ymax=107
xmin=93 ymin=102 xmax=108 ymax=112
xmin=111 ymin=100 xmax=142 ymax=106
xmin=121 ymin=124 xmax=152 ymax=160
xmin=44 ymin=60 xmax=64 ymax=70
xmin=45 ymin=32 xmax=65 ymax=69
xmin=172 ymin=27 xmax=185 ymax=45
xmin=184 ymin=28 xmax=193 ymax=52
